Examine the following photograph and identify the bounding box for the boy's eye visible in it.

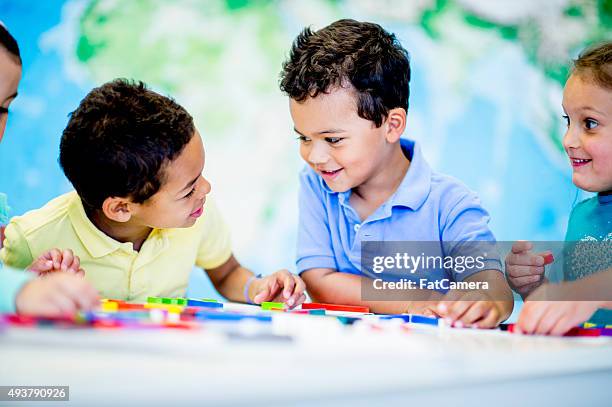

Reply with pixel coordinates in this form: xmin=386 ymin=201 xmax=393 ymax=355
xmin=296 ymin=135 xmax=310 ymax=142
xmin=562 ymin=115 xmax=569 ymax=127
xmin=325 ymin=137 xmax=343 ymax=144
xmin=585 ymin=118 xmax=598 ymax=130
xmin=183 ymin=187 xmax=196 ymax=199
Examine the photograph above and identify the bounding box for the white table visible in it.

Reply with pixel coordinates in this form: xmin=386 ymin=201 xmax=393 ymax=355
xmin=1 ymin=306 xmax=611 ymax=407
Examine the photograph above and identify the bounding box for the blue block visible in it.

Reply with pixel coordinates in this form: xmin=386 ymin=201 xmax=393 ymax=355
xmin=336 ymin=316 xmax=360 ymax=325
xmin=187 ymin=299 xmax=223 ymax=308
xmin=379 ymin=315 xmax=411 ymax=323
xmin=410 ymin=315 xmax=439 ymax=326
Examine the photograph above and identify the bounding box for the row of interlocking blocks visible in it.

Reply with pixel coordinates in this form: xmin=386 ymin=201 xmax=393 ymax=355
xmin=146 ymin=297 xmax=223 ymax=309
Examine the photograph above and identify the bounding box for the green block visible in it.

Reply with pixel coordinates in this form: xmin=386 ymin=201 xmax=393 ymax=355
xmin=147 ymin=296 xmax=163 ymax=304
xmin=161 ymin=297 xmax=173 ymax=304
xmin=171 ymin=298 xmax=187 ymax=306
xmin=261 ymin=301 xmax=284 ymax=310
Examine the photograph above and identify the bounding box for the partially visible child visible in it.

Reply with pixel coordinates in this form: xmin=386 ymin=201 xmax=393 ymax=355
xmin=1 ymin=79 xmax=306 ymax=307
xmin=506 ymin=42 xmax=612 ymax=335
xmin=0 ymin=23 xmax=98 ymax=316
xmin=279 ymin=19 xmax=513 ymax=327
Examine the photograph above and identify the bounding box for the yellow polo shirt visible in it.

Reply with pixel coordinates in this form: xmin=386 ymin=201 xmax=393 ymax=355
xmin=0 ymin=191 xmax=232 ymax=301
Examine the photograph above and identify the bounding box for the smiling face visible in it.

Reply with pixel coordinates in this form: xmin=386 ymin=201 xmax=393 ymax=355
xmin=131 ymin=130 xmax=211 ymax=229
xmin=290 ymin=86 xmax=395 ymax=193
xmin=0 ymin=49 xmax=22 ymax=142
xmin=562 ymin=73 xmax=612 ymax=193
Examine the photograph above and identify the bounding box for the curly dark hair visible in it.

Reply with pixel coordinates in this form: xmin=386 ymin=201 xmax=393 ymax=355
xmin=59 ymin=79 xmax=195 ymax=210
xmin=573 ymin=41 xmax=612 ymax=90
xmin=0 ymin=23 xmax=21 ymax=64
xmin=279 ymin=19 xmax=410 ymax=127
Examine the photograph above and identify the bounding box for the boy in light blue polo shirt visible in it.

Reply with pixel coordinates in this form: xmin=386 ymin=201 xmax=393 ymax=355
xmin=279 ymin=19 xmax=513 ymax=327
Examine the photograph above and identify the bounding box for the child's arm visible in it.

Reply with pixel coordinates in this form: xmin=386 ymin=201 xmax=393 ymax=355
xmin=302 ymin=268 xmax=443 ymax=315
xmin=0 ymin=221 xmax=34 ymax=269
xmin=15 ymin=272 xmax=99 ymax=316
xmin=0 ymin=266 xmax=98 ymax=315
xmin=206 ymin=254 xmax=306 ymax=308
xmin=433 ymin=269 xmax=514 ymax=328
xmin=516 ymin=268 xmax=612 ymax=335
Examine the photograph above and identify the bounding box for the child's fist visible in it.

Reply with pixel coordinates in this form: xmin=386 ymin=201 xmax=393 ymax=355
xmin=250 ymin=270 xmax=306 ymax=309
xmin=505 ymin=241 xmax=552 ymax=298
xmin=28 ymin=249 xmax=84 ymax=277
xmin=15 ymin=272 xmax=99 ymax=317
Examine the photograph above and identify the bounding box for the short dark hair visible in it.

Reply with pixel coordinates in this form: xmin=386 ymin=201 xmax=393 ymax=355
xmin=59 ymin=79 xmax=195 ymax=210
xmin=0 ymin=23 xmax=22 ymax=64
xmin=573 ymin=41 xmax=612 ymax=90
xmin=279 ymin=19 xmax=410 ymax=127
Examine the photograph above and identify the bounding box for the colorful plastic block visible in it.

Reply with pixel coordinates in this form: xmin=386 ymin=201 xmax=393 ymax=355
xmin=301 ymin=302 xmax=369 ymax=313
xmin=147 ymin=296 xmax=163 ymax=304
xmin=101 ymin=302 xmax=119 ymax=312
xmin=336 ymin=316 xmax=360 ymax=325
xmin=194 ymin=311 xmax=272 ymax=323
xmin=565 ymin=327 xmax=601 ymax=337
xmin=117 ymin=303 xmax=146 ymax=311
xmin=410 ymin=315 xmax=439 ymax=326
xmin=187 ymin=299 xmax=223 ymax=308
xmin=542 ymin=252 xmax=554 ymax=265
xmin=380 ymin=315 xmax=411 ymax=323
xmin=306 ymin=309 xmax=326 ymax=316
xmin=261 ymin=301 xmax=285 ymax=311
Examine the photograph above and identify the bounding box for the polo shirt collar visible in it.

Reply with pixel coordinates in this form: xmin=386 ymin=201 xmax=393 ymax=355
xmin=388 ymin=138 xmax=432 ymax=211
xmin=67 ymin=192 xmax=165 ymax=258
xmin=317 ymin=138 xmax=431 ymax=211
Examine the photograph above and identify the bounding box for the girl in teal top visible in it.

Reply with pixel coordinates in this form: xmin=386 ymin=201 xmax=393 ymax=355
xmin=0 ymin=23 xmax=98 ymax=315
xmin=506 ymin=42 xmax=612 ymax=335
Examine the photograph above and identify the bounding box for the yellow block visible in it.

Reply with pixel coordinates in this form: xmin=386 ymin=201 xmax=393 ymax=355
xmin=101 ymin=302 xmax=118 ymax=312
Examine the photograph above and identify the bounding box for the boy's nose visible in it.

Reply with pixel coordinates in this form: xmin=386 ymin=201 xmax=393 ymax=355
xmin=307 ymin=144 xmax=329 ymax=165
xmin=199 ymin=176 xmax=212 ymax=198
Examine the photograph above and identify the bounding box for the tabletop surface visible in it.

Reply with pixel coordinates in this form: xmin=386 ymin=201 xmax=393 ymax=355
xmin=1 ymin=303 xmax=611 ymax=407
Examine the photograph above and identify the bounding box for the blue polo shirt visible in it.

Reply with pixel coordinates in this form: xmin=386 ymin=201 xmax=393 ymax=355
xmin=296 ymin=138 xmax=502 ymax=284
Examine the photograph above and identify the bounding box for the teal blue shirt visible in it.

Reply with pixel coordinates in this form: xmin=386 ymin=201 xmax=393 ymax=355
xmin=563 ymin=193 xmax=612 ymax=325
xmin=0 ymin=193 xmax=34 ymax=313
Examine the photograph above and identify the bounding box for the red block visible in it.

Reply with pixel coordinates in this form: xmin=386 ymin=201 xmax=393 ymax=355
xmin=116 ymin=303 xmax=146 ymax=311
xmin=301 ymin=302 xmax=369 ymax=313
xmin=564 ymin=327 xmax=601 ymax=337
xmin=6 ymin=314 xmax=37 ymax=326
xmin=542 ymin=252 xmax=555 ymax=265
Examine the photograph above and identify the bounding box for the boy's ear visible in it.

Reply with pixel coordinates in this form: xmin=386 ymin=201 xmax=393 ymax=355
xmin=384 ymin=107 xmax=407 ymax=143
xmin=101 ymin=197 xmax=133 ymax=223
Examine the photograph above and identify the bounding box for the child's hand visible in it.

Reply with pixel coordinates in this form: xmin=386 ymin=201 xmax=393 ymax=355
xmin=15 ymin=272 xmax=99 ymax=317
xmin=505 ymin=241 xmax=552 ymax=297
xmin=434 ymin=290 xmax=505 ymax=329
xmin=516 ymin=282 xmax=600 ymax=336
xmin=250 ymin=270 xmax=306 ymax=309
xmin=28 ymin=249 xmax=84 ymax=277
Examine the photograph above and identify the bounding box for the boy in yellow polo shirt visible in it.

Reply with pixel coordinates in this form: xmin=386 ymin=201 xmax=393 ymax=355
xmin=1 ymin=79 xmax=306 ymax=307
